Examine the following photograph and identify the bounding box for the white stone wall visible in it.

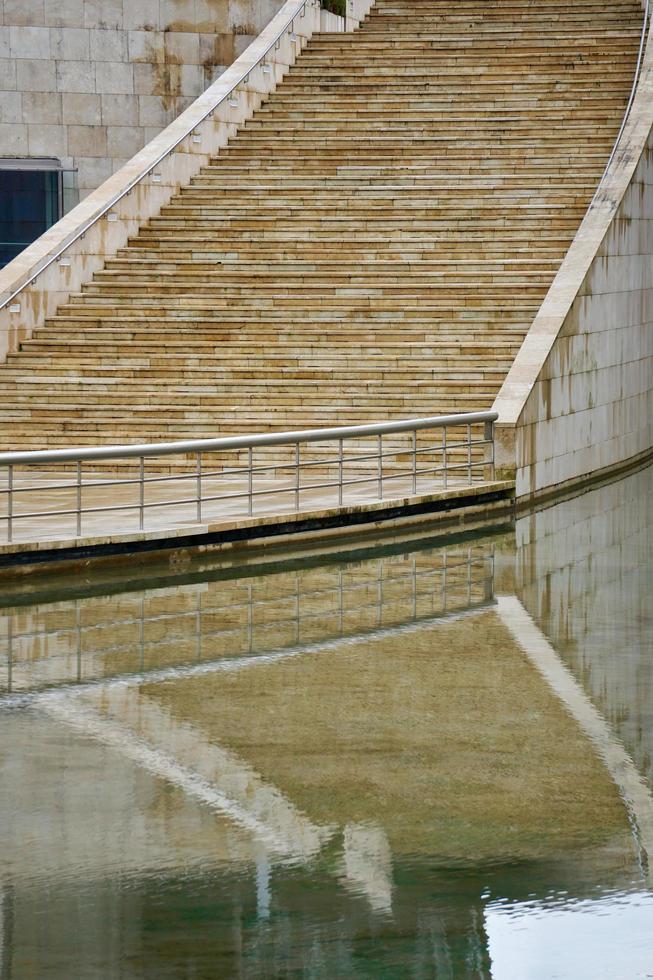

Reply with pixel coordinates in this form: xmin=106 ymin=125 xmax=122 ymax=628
xmin=491 ymin=22 xmax=653 ymax=499
xmin=514 ymin=132 xmax=653 ymax=498
xmin=0 ymin=0 xmax=284 ymax=203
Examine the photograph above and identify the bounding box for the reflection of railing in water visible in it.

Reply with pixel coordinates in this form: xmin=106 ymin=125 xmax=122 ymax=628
xmin=0 ymin=545 xmax=494 ymax=695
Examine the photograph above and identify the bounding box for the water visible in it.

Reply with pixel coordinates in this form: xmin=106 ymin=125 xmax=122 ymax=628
xmin=0 ymin=464 xmax=651 ymax=979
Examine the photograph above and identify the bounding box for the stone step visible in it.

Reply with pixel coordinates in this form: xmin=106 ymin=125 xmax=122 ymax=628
xmin=0 ymin=0 xmax=638 ymax=455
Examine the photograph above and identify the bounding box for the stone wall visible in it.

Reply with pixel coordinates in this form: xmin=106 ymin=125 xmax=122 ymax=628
xmin=493 ymin=20 xmax=653 ymax=501
xmin=512 ymin=131 xmax=653 ymax=498
xmin=0 ymin=0 xmax=285 ymax=204
xmin=0 ymin=0 xmax=372 ymax=361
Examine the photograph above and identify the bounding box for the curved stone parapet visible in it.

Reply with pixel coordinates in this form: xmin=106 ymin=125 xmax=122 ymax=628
xmin=493 ymin=14 xmax=653 ymax=501
xmin=0 ymin=0 xmax=373 ymax=362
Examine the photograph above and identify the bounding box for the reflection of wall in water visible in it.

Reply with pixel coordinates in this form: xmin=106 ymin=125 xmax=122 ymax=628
xmin=515 ymin=466 xmax=653 ymax=782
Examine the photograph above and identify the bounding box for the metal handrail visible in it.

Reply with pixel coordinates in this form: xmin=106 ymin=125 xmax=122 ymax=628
xmin=592 ymin=0 xmax=651 ymax=203
xmin=0 ymin=412 xmax=498 ymax=545
xmin=0 ymin=0 xmax=321 ymax=311
xmin=0 ymin=411 xmax=496 ymax=466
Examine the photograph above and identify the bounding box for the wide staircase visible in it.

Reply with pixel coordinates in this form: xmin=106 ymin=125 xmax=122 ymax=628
xmin=0 ymin=0 xmax=643 ymax=469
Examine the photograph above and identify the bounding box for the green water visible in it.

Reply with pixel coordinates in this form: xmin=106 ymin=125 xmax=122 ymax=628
xmin=0 ymin=465 xmax=651 ymax=979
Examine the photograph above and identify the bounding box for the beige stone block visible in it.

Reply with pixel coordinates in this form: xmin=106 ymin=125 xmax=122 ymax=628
xmin=0 ymin=59 xmax=17 ymax=89
xmin=62 ymin=91 xmax=101 ymax=125
xmin=10 ymin=26 xmax=51 ymax=59
xmin=44 ymin=0 xmax=85 ymax=29
xmin=128 ymin=30 xmax=165 ymax=64
xmin=234 ymin=33 xmax=254 ymax=59
xmin=137 ymin=93 xmax=175 ymax=127
xmin=201 ymin=32 xmax=234 ymax=66
xmin=122 ymin=0 xmax=160 ymax=31
xmin=160 ymin=0 xmax=196 ymax=31
xmin=83 ymin=0 xmax=123 ymax=31
xmin=229 ymin=0 xmax=267 ymax=32
xmin=142 ymin=124 xmax=163 ymax=143
xmin=163 ymin=30 xmax=200 ymax=64
xmin=22 ymin=90 xmax=62 ymax=124
xmin=50 ymin=26 xmax=90 ymax=60
xmin=75 ymin=154 xmax=112 ymax=190
xmin=106 ymin=124 xmax=145 ymax=158
xmin=95 ymin=60 xmax=133 ymax=94
xmin=68 ymin=123 xmax=107 ymax=156
xmin=27 ymin=122 xmax=66 ymax=156
xmin=195 ymin=0 xmax=230 ymax=33
xmin=56 ymin=59 xmax=95 ymax=93
xmin=257 ymin=0 xmax=286 ymax=29
xmin=5 ymin=0 xmax=45 ymax=27
xmin=179 ymin=63 xmax=203 ymax=96
xmin=0 ymin=121 xmax=27 ymax=153
xmin=100 ymin=92 xmax=138 ymax=126
xmin=175 ymin=94 xmax=195 ymax=113
xmin=0 ymin=28 xmax=9 ymax=59
xmin=16 ymin=58 xmax=56 ymax=92
xmin=89 ymin=27 xmax=127 ymax=62
xmin=133 ymin=62 xmax=162 ymax=96
xmin=109 ymin=155 xmax=129 ymax=173
xmin=0 ymin=90 xmax=22 ymax=123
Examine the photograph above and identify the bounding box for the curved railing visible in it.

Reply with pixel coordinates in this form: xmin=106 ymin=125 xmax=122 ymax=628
xmin=0 ymin=412 xmax=498 ymax=545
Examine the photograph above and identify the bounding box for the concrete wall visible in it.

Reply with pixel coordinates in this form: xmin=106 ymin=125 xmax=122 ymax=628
xmin=494 ymin=19 xmax=653 ymax=501
xmin=0 ymin=0 xmax=373 ymax=362
xmin=0 ymin=0 xmax=285 ymax=204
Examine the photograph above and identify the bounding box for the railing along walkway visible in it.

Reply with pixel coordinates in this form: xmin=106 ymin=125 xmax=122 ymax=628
xmin=0 ymin=412 xmax=497 ymax=546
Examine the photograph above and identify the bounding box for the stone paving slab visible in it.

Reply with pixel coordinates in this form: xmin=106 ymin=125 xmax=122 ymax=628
xmin=0 ymin=469 xmax=514 ymax=565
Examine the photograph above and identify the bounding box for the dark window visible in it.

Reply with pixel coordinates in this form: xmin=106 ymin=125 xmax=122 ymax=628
xmin=0 ymin=169 xmax=60 ymax=268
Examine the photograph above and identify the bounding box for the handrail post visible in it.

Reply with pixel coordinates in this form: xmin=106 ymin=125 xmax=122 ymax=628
xmin=7 ymin=464 xmax=12 ymax=543
xmin=76 ymin=460 xmax=82 ymax=536
xmin=338 ymin=437 xmax=344 ymax=505
xmin=248 ymin=447 xmax=253 ymax=516
xmin=412 ymin=429 xmax=417 ymax=494
xmin=139 ymin=456 xmax=145 ymax=530
xmin=467 ymin=424 xmax=473 ymax=485
xmin=442 ymin=427 xmax=448 ymax=490
xmin=484 ymin=419 xmax=495 ymax=482
xmin=196 ymin=452 xmax=202 ymax=522
xmin=377 ymin=434 xmax=384 ymax=499
xmin=295 ymin=442 xmax=300 ymax=510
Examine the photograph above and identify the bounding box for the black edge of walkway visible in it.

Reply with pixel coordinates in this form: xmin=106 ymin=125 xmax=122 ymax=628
xmin=0 ymin=486 xmax=514 ymax=573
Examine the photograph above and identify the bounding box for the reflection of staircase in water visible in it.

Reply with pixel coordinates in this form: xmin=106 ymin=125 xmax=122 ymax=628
xmin=0 ymin=543 xmax=494 ymax=696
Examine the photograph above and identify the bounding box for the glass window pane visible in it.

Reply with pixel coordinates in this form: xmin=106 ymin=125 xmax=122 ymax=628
xmin=0 ymin=168 xmax=60 ymax=267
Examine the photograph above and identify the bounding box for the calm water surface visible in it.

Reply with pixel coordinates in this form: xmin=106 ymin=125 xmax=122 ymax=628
xmin=0 ymin=465 xmax=651 ymax=979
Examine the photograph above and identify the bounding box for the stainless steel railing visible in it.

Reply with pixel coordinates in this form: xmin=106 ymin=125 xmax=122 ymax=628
xmin=0 ymin=411 xmax=497 ymax=545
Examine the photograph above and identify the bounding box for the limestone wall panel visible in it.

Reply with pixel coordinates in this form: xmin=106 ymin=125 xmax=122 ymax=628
xmin=0 ymin=0 xmax=287 ymax=202
xmin=494 ymin=25 xmax=653 ymax=500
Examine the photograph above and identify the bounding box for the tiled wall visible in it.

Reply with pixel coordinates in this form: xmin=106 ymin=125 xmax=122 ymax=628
xmin=0 ymin=0 xmax=284 ymax=203
xmin=515 ymin=131 xmax=653 ymax=497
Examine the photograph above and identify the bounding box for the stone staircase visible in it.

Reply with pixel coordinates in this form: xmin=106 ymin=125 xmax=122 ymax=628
xmin=0 ymin=0 xmax=643 ymax=466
